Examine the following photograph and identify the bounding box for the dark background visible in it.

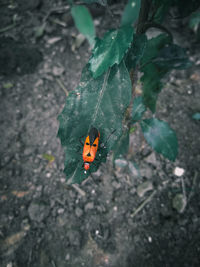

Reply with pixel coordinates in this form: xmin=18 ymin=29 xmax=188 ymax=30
xmin=0 ymin=1 xmax=200 ymax=266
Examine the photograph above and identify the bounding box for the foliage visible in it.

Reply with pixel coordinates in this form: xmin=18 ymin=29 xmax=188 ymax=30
xmin=131 ymin=96 xmax=146 ymax=123
xmin=189 ymin=11 xmax=200 ymax=40
xmin=140 ymin=118 xmax=178 ymax=161
xmin=189 ymin=11 xmax=200 ymax=31
xmin=57 ymin=62 xmax=131 ymax=184
xmin=121 ymin=0 xmax=141 ymax=27
xmin=89 ymin=26 xmax=133 ymax=78
xmin=58 ymin=0 xmax=194 ymax=184
xmin=192 ymin=113 xmax=200 ymax=120
xmin=71 ymin=5 xmax=95 ymax=46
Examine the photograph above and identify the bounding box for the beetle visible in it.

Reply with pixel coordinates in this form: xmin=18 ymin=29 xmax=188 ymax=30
xmin=82 ymin=127 xmax=100 ymax=171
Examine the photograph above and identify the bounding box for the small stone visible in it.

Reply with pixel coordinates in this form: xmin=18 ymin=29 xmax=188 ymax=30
xmin=71 ymin=33 xmax=85 ymax=51
xmin=60 ymin=178 xmax=65 ymax=183
xmin=112 ymin=181 xmax=121 ymax=189
xmin=57 ymin=208 xmax=64 ymax=214
xmin=172 ymin=194 xmax=187 ymax=213
xmin=65 ymin=253 xmax=70 ymax=260
xmin=128 ymin=161 xmax=140 ymax=177
xmin=95 ymin=230 xmax=99 ymax=235
xmin=28 ymin=202 xmax=50 ymax=222
xmin=140 ymin=165 xmax=153 ymax=179
xmin=84 ymin=202 xmax=94 ymax=211
xmin=174 ymin=167 xmax=185 ymax=177
xmin=144 ymin=153 xmax=157 ymax=166
xmin=46 ymin=173 xmax=51 ymax=178
xmin=35 ymin=79 xmax=43 ymax=87
xmin=36 ymin=185 xmax=43 ymax=192
xmin=67 ymin=230 xmax=81 ymax=248
xmin=75 ymin=207 xmax=83 ymax=217
xmin=115 ymin=159 xmax=128 ymax=168
xmin=57 ymin=214 xmax=68 ymax=226
xmin=24 ymin=148 xmax=32 ymax=156
xmin=47 ymin=37 xmax=62 ymax=45
xmin=113 ymin=206 xmax=118 ymax=211
xmin=137 ymin=181 xmax=153 ymax=197
xmin=52 ymin=66 xmax=64 ymax=76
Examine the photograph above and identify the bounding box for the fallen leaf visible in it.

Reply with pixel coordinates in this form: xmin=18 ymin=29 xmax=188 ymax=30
xmin=42 ymin=153 xmax=55 ymax=163
xmin=12 ymin=191 xmax=29 ymax=198
xmin=1 ymin=195 xmax=7 ymax=201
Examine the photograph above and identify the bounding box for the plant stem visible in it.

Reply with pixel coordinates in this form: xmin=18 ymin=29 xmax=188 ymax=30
xmin=136 ymin=0 xmax=151 ymax=34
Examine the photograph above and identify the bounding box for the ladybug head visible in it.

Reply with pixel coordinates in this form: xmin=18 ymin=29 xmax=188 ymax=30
xmin=84 ymin=162 xmax=90 ymax=171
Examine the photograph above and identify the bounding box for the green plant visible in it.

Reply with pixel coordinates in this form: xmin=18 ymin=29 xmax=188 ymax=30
xmin=57 ymin=0 xmax=194 ymax=184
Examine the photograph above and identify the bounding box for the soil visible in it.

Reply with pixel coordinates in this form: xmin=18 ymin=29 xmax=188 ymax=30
xmin=0 ymin=1 xmax=200 ymax=267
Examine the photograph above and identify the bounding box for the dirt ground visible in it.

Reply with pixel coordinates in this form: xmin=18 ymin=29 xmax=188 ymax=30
xmin=0 ymin=1 xmax=200 ymax=267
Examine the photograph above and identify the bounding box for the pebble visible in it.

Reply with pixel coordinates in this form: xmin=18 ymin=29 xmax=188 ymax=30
xmin=52 ymin=66 xmax=64 ymax=76
xmin=60 ymin=178 xmax=66 ymax=183
xmin=113 ymin=206 xmax=118 ymax=211
xmin=67 ymin=230 xmax=81 ymax=248
xmin=172 ymin=194 xmax=187 ymax=213
xmin=84 ymin=202 xmax=94 ymax=211
xmin=174 ymin=167 xmax=185 ymax=177
xmin=65 ymin=253 xmax=70 ymax=261
xmin=112 ymin=181 xmax=121 ymax=189
xmin=115 ymin=158 xmax=128 ymax=168
xmin=128 ymin=161 xmax=140 ymax=177
xmin=57 ymin=214 xmax=68 ymax=226
xmin=35 ymin=79 xmax=43 ymax=87
xmin=71 ymin=33 xmax=85 ymax=51
xmin=46 ymin=173 xmax=51 ymax=178
xmin=47 ymin=37 xmax=62 ymax=45
xmin=28 ymin=202 xmax=50 ymax=222
xmin=137 ymin=181 xmax=153 ymax=197
xmin=57 ymin=208 xmax=64 ymax=214
xmin=75 ymin=207 xmax=83 ymax=217
xmin=36 ymin=185 xmax=43 ymax=191
xmin=140 ymin=165 xmax=153 ymax=179
xmin=144 ymin=153 xmax=157 ymax=166
xmin=24 ymin=148 xmax=32 ymax=156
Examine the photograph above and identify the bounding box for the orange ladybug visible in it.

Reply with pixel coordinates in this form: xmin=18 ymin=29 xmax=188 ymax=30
xmin=82 ymin=127 xmax=100 ymax=171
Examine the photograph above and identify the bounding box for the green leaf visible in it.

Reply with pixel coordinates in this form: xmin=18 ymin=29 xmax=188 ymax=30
xmin=141 ymin=63 xmax=166 ymax=113
xmin=140 ymin=118 xmax=178 ymax=161
xmin=152 ymin=44 xmax=192 ymax=70
xmin=89 ymin=26 xmax=134 ymax=78
xmin=71 ymin=5 xmax=95 ymax=46
xmin=112 ymin=130 xmax=129 ymax=161
xmin=35 ymin=23 xmax=46 ymax=38
xmin=189 ymin=11 xmax=200 ymax=31
xmin=152 ymin=0 xmax=172 ymax=23
xmin=130 ymin=126 xmax=136 ymax=133
xmin=140 ymin=34 xmax=172 ymax=112
xmin=57 ymin=61 xmax=132 ymax=184
xmin=131 ymin=96 xmax=146 ymax=123
xmin=140 ymin=33 xmax=171 ymax=66
xmin=3 ymin=82 xmax=13 ymax=89
xmin=121 ymin=0 xmax=141 ymax=27
xmin=192 ymin=113 xmax=200 ymax=120
xmin=125 ymin=33 xmax=147 ymax=71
